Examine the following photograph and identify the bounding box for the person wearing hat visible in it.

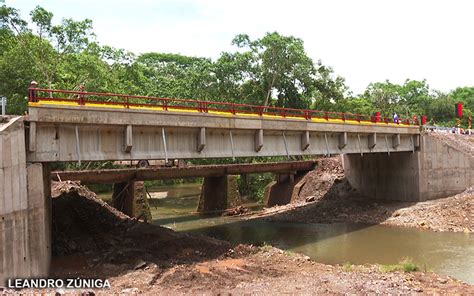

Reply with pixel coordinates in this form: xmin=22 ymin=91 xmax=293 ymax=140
xmin=29 ymin=81 xmax=38 ymax=102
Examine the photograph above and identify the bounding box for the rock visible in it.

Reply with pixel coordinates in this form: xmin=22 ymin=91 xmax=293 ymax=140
xmin=134 ymin=260 xmax=147 ymax=270
xmin=438 ymin=278 xmax=448 ymax=284
xmin=121 ymin=288 xmax=139 ymax=294
xmin=305 ymin=196 xmax=316 ymax=202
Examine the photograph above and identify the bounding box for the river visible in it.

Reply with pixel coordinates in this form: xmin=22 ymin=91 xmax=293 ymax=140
xmin=143 ymin=183 xmax=474 ymax=284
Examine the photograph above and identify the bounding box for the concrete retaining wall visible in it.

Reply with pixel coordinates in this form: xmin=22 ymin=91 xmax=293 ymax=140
xmin=344 ymin=134 xmax=474 ymax=201
xmin=0 ymin=117 xmax=50 ymax=286
xmin=418 ymin=135 xmax=474 ymax=200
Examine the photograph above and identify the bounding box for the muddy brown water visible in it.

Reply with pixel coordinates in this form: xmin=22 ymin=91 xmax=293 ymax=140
xmin=113 ymin=183 xmax=474 ymax=284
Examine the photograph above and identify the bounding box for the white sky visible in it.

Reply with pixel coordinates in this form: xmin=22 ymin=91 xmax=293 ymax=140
xmin=7 ymin=0 xmax=474 ymax=94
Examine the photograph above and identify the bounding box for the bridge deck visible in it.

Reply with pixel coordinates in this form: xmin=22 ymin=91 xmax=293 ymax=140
xmin=26 ymin=88 xmax=420 ymax=162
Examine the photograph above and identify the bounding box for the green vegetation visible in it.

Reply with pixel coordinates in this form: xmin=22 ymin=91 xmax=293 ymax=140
xmin=1 ymin=3 xmax=472 ymax=128
xmin=379 ymin=258 xmax=419 ymax=273
xmin=342 ymin=262 xmax=354 ymax=272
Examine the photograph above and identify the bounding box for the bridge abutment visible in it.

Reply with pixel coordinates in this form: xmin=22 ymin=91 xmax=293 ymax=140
xmin=343 ymin=135 xmax=473 ymax=201
xmin=1 ymin=118 xmax=51 ymax=286
xmin=197 ymin=175 xmax=241 ymax=212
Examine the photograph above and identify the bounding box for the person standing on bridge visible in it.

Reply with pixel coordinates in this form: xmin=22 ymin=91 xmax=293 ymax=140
xmin=29 ymin=81 xmax=38 ymax=102
xmin=393 ymin=112 xmax=398 ymax=124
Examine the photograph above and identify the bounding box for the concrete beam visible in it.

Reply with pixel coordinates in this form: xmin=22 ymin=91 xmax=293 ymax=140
xmin=338 ymin=132 xmax=347 ymax=150
xmin=197 ymin=127 xmax=206 ymax=152
xmin=392 ymin=134 xmax=400 ymax=148
xmin=124 ymin=125 xmax=132 ymax=153
xmin=255 ymin=129 xmax=263 ymax=152
xmin=368 ymin=133 xmax=376 ymax=149
xmin=301 ymin=131 xmax=310 ymax=151
xmin=52 ymin=160 xmax=317 ymax=184
xmin=29 ymin=124 xmax=419 ymax=162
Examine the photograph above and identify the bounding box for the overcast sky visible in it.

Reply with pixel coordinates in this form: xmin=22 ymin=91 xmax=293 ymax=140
xmin=7 ymin=0 xmax=474 ymax=94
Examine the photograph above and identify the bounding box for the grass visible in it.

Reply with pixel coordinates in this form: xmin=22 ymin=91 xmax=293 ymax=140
xmin=342 ymin=262 xmax=354 ymax=272
xmin=379 ymin=257 xmax=419 ymax=272
xmin=260 ymin=241 xmax=273 ymax=252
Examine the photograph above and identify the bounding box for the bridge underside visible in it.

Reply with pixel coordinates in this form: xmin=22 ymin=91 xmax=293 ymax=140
xmin=51 ymin=160 xmax=317 ymax=184
xmin=27 ymin=106 xmax=420 ymax=162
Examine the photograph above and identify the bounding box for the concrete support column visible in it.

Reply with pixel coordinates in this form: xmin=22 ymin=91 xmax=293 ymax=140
xmin=263 ymin=172 xmax=306 ymax=207
xmin=197 ymin=175 xmax=241 ymax=212
xmin=112 ymin=181 xmax=135 ymax=216
xmin=111 ymin=181 xmax=151 ymax=219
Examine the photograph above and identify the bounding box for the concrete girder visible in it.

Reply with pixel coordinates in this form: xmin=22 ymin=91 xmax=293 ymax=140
xmin=368 ymin=133 xmax=376 ymax=149
xmin=338 ymin=132 xmax=347 ymax=150
xmin=197 ymin=127 xmax=206 ymax=152
xmin=301 ymin=131 xmax=310 ymax=151
xmin=28 ymin=124 xmax=419 ymax=162
xmin=255 ymin=129 xmax=263 ymax=152
xmin=392 ymin=134 xmax=400 ymax=148
xmin=27 ymin=106 xmax=420 ymax=162
xmin=124 ymin=125 xmax=132 ymax=153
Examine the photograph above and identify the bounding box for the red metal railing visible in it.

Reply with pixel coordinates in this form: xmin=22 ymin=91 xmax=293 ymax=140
xmin=28 ymin=88 xmax=418 ymax=125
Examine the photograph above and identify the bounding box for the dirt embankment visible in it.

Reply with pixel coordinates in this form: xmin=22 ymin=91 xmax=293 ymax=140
xmin=428 ymin=131 xmax=474 ymax=157
xmin=255 ymin=157 xmax=473 ymax=233
xmin=10 ymin=181 xmax=471 ymax=295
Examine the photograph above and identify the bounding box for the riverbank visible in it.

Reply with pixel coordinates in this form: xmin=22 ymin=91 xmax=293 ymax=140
xmin=49 ymin=245 xmax=474 ymax=295
xmin=253 ymin=157 xmax=473 ymax=233
xmin=9 ymin=181 xmax=472 ymax=294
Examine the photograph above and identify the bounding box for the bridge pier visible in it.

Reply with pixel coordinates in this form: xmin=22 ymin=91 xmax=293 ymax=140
xmin=112 ymin=181 xmax=151 ymax=220
xmin=263 ymin=172 xmax=306 ymax=207
xmin=197 ymin=175 xmax=241 ymax=213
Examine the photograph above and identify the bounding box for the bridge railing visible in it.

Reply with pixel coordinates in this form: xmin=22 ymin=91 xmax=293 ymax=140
xmin=28 ymin=87 xmax=418 ymax=125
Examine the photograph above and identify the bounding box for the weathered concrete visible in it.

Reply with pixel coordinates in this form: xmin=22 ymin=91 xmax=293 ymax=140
xmin=27 ymin=105 xmax=419 ymax=162
xmin=52 ymin=161 xmax=317 ymax=184
xmin=344 ymin=135 xmax=474 ymax=201
xmin=111 ymin=181 xmax=134 ymax=216
xmin=418 ymin=135 xmax=474 ymax=200
xmin=0 ymin=117 xmax=50 ymax=286
xmin=197 ymin=175 xmax=241 ymax=212
xmin=264 ymin=172 xmax=306 ymax=207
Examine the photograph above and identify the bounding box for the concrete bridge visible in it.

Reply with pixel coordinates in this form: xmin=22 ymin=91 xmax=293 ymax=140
xmin=1 ymin=88 xmax=473 ymax=285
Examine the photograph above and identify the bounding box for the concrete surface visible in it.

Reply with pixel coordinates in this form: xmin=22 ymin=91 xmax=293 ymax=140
xmin=51 ymin=161 xmax=317 ymax=184
xmin=0 ymin=117 xmax=50 ymax=286
xmin=264 ymin=172 xmax=306 ymax=207
xmin=344 ymin=134 xmax=474 ymax=201
xmin=27 ymin=106 xmax=420 ymax=162
xmin=197 ymin=175 xmax=241 ymax=212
